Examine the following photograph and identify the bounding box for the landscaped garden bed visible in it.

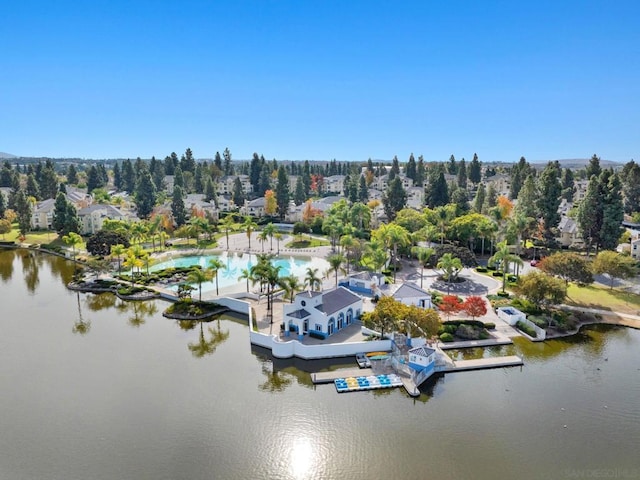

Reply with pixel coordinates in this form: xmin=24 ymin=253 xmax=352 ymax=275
xmin=163 ymin=299 xmax=228 ymax=320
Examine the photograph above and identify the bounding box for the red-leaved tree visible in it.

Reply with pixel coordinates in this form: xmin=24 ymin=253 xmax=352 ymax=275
xmin=462 ymin=296 xmax=487 ymax=321
xmin=439 ymin=295 xmax=463 ymax=321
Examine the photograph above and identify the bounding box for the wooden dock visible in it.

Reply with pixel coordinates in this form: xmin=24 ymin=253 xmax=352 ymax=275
xmin=439 ymin=339 xmax=513 ymax=350
xmin=311 ymin=368 xmax=373 ymax=384
xmin=439 ymin=355 xmax=523 ymax=373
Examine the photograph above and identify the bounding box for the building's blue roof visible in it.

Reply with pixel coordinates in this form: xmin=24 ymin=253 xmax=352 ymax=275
xmin=287 ymin=309 xmax=310 ymax=319
xmin=409 ymin=346 xmax=435 ymax=358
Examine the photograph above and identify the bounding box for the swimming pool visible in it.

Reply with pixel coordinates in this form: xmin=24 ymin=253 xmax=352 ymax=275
xmin=152 ymin=251 xmax=330 ymax=293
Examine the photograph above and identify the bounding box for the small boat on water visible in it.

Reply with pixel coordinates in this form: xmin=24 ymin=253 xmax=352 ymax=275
xmin=356 ymin=353 xmax=371 ymax=368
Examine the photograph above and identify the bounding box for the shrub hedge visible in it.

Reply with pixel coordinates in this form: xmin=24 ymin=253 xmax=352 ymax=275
xmin=516 ymin=321 xmax=537 ymax=338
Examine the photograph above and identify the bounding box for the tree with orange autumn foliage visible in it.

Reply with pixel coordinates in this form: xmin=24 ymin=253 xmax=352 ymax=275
xmin=438 ymin=295 xmax=462 ymax=321
xmin=496 ymin=195 xmax=513 ymax=219
xmin=462 ymin=296 xmax=487 ymax=320
xmin=264 ymin=189 xmax=277 ymax=216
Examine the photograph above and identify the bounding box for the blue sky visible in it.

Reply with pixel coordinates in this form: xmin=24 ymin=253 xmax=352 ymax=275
xmin=2 ymin=1 xmax=639 ymax=163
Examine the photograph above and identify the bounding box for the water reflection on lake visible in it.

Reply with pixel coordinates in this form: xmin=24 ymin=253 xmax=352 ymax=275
xmin=0 ymin=250 xmax=639 ymax=480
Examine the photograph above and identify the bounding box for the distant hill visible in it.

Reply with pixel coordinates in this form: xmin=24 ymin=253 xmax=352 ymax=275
xmin=531 ymin=158 xmax=623 ymax=168
xmin=0 ymin=152 xmax=17 ymax=159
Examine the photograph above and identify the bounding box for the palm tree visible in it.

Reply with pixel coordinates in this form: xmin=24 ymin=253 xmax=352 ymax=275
xmin=243 ymin=216 xmax=257 ymax=250
xmin=122 ymin=253 xmax=143 ymax=286
xmin=147 ymin=215 xmax=162 ymax=252
xmin=274 ymin=232 xmax=283 ymax=254
xmin=282 ymin=274 xmax=302 ymax=303
xmin=489 ymin=240 xmax=524 ymax=293
xmin=414 ymin=246 xmax=435 ymax=289
xmin=131 ymin=222 xmax=148 ymax=245
xmin=263 ymin=223 xmax=277 ymax=251
xmin=327 ymin=253 xmax=346 ymax=288
xmin=258 ymin=230 xmax=268 ymax=253
xmin=434 ymin=206 xmax=453 ymax=245
xmin=187 ymin=268 xmax=214 ymax=302
xmin=363 ymin=239 xmax=388 ymax=273
xmin=304 ymin=267 xmax=322 ymax=291
xmin=208 ymin=258 xmax=226 ymax=296
xmin=110 ymin=243 xmax=126 ymax=274
xmin=188 ymin=320 xmax=229 ymax=358
xmin=507 ymin=212 xmax=532 ymax=256
xmin=377 ymin=223 xmax=410 ymax=283
xmin=238 ymin=268 xmax=254 ymax=293
xmin=62 ymin=232 xmax=82 ymax=261
xmin=339 ymin=234 xmax=357 ymax=276
xmin=220 ymin=214 xmax=236 ymax=250
xmin=436 ymin=253 xmax=463 ymax=294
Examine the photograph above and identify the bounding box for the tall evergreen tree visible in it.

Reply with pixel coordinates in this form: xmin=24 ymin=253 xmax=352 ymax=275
xmin=163 ymin=154 xmax=176 ymax=175
xmin=560 ymin=168 xmax=575 ymax=202
xmin=257 ymin=167 xmax=271 ymax=197
xmin=122 ymin=159 xmax=136 ymax=193
xmin=451 ymin=187 xmax=470 ymax=216
xmin=134 ymin=167 xmax=157 ymax=219
xmin=426 ymin=167 xmax=449 ymax=207
xmin=294 ymin=176 xmax=306 ymax=206
xmin=52 ymin=193 xmax=69 ymax=234
xmin=87 ymin=165 xmax=101 ymax=192
xmin=194 ymin=163 xmax=204 ymax=193
xmin=577 ymin=175 xmax=603 ymax=254
xmin=151 ymin=160 xmax=165 ymax=192
xmin=26 ymin=174 xmax=40 ymax=199
xmin=171 ymin=186 xmax=187 ymax=226
xmin=469 ymin=153 xmax=481 ymax=185
xmin=510 ymin=156 xmax=530 ymax=200
xmin=173 ymin=165 xmax=184 ymax=189
xmin=302 ymin=160 xmax=311 ymax=196
xmin=473 ymin=183 xmax=486 ymax=213
xmin=113 ymin=162 xmax=122 ymax=190
xmin=14 ymin=189 xmax=32 ymax=235
xmin=232 ymin=177 xmax=245 ymax=207
xmin=447 ymin=155 xmax=457 ymax=175
xmin=586 ymin=154 xmax=602 ymax=178
xmin=515 ymin=175 xmax=538 ymax=219
xmin=406 ymin=154 xmax=417 ymax=181
xmin=204 ymin=177 xmax=216 ymax=203
xmin=358 ymin=175 xmax=369 ymax=203
xmin=601 ymin=172 xmax=624 ymax=251
xmin=622 ymin=160 xmax=640 ymax=214
xmin=214 ymin=152 xmax=223 ymax=173
xmin=249 ymin=153 xmax=261 ymax=192
xmin=457 ymin=159 xmax=467 ymax=189
xmin=97 ymin=164 xmax=109 ymax=186
xmin=483 ymin=183 xmax=498 ymax=213
xmin=66 ymin=164 xmax=78 ymax=185
xmin=223 ymin=148 xmax=233 ymax=176
xmin=181 ymin=148 xmax=196 ymax=173
xmin=39 ymin=163 xmax=59 ymax=199
xmin=536 ymin=162 xmax=562 ymax=239
xmin=415 ymin=155 xmax=425 ymax=187
xmin=382 ymin=177 xmax=407 ymax=221
xmin=275 ymin=165 xmax=290 ymax=220
xmin=0 ymin=191 xmax=6 ymax=218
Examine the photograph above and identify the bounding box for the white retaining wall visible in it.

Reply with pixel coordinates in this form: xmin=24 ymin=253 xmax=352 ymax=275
xmin=249 ymin=331 xmax=392 ymax=359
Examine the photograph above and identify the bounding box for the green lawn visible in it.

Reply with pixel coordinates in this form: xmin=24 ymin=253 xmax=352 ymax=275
xmin=4 ymin=228 xmax=60 ymax=245
xmin=285 ymin=235 xmax=330 ymax=249
xmin=565 ymin=283 xmax=640 ymax=315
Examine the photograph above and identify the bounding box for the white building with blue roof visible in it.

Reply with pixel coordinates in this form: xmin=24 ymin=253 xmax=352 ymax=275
xmin=282 ymin=287 xmax=363 ymax=340
xmin=407 ymin=346 xmax=436 ymax=376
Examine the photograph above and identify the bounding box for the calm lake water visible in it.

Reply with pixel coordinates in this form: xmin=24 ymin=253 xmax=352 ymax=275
xmin=1 ymin=250 xmax=639 ymax=480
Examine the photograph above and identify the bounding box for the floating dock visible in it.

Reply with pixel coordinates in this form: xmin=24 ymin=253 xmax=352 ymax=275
xmin=312 ymin=368 xmax=373 ymax=384
xmin=333 ymin=374 xmax=403 ymax=393
xmin=438 ymin=355 xmax=523 ymax=372
xmin=438 ymin=338 xmax=513 ymax=350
